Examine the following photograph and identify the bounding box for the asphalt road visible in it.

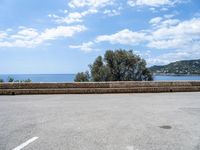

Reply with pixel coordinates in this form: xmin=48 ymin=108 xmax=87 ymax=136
xmin=0 ymin=93 xmax=200 ymax=150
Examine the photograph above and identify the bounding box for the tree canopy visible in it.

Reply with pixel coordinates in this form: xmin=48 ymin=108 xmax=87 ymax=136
xmin=74 ymin=71 xmax=90 ymax=82
xmin=74 ymin=49 xmax=153 ymax=82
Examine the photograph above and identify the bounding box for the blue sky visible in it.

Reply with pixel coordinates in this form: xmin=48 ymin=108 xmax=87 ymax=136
xmin=0 ymin=0 xmax=200 ymax=74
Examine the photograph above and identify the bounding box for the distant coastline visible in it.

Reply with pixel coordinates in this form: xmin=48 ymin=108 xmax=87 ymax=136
xmin=149 ymin=59 xmax=200 ymax=75
xmin=153 ymin=73 xmax=200 ymax=76
xmin=1 ymin=74 xmax=200 ymax=82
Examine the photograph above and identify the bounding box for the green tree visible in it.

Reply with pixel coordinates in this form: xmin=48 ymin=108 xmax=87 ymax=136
xmin=75 ymin=49 xmax=153 ymax=82
xmin=74 ymin=71 xmax=90 ymax=82
xmin=7 ymin=77 xmax=14 ymax=82
xmin=0 ymin=79 xmax=4 ymax=83
xmin=89 ymin=56 xmax=110 ymax=81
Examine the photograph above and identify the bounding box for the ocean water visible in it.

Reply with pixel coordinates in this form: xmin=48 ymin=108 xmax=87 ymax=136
xmin=0 ymin=74 xmax=200 ymax=82
xmin=0 ymin=74 xmax=76 ymax=82
xmin=153 ymin=75 xmax=200 ymax=81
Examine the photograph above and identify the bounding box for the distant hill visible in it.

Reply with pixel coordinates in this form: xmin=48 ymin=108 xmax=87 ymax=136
xmin=149 ymin=59 xmax=200 ymax=75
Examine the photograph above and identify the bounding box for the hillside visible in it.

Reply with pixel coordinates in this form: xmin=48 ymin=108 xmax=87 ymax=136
xmin=149 ymin=59 xmax=200 ymax=75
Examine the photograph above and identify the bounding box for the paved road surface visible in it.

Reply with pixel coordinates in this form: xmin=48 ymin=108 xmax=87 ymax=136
xmin=0 ymin=93 xmax=200 ymax=150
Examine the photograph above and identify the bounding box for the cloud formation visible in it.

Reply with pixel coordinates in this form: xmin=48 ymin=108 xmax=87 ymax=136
xmin=148 ymin=18 xmax=200 ymax=50
xmin=96 ymin=29 xmax=148 ymax=45
xmin=69 ymin=41 xmax=95 ymax=52
xmin=68 ymin=0 xmax=114 ymax=8
xmin=70 ymin=16 xmax=200 ymax=64
xmin=127 ymin=0 xmax=182 ymax=7
xmin=49 ymin=9 xmax=98 ymax=24
xmin=0 ymin=0 xmax=198 ymax=67
xmin=0 ymin=25 xmax=86 ymax=48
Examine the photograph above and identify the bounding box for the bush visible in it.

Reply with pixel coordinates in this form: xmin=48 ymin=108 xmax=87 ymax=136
xmin=7 ymin=77 xmax=14 ymax=82
xmin=14 ymin=79 xmax=32 ymax=83
xmin=21 ymin=79 xmax=32 ymax=83
xmin=0 ymin=79 xmax=4 ymax=83
xmin=4 ymin=77 xmax=32 ymax=83
xmin=74 ymin=71 xmax=90 ymax=82
xmin=75 ymin=49 xmax=153 ymax=82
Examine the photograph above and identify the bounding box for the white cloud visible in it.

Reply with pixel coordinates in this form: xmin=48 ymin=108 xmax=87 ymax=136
xmin=51 ymin=9 xmax=98 ymax=24
xmin=71 ymin=16 xmax=200 ymax=66
xmin=149 ymin=16 xmax=180 ymax=28
xmin=95 ymin=29 xmax=148 ymax=45
xmin=51 ymin=12 xmax=82 ymax=24
xmin=69 ymin=41 xmax=95 ymax=52
xmin=149 ymin=17 xmax=162 ymax=26
xmin=160 ymin=19 xmax=180 ymax=27
xmin=49 ymin=0 xmax=119 ymax=25
xmin=76 ymin=17 xmax=200 ymax=51
xmin=39 ymin=25 xmax=86 ymax=40
xmin=103 ymin=9 xmax=120 ymax=16
xmin=68 ymin=0 xmax=114 ymax=8
xmin=127 ymin=0 xmax=182 ymax=7
xmin=146 ymin=17 xmax=200 ymax=64
xmin=48 ymin=14 xmax=60 ymax=19
xmin=0 ymin=25 xmax=86 ymax=48
xmin=59 ymin=9 xmax=68 ymax=14
xmin=160 ymin=7 xmax=168 ymax=11
xmin=10 ymin=28 xmax=39 ymax=40
xmin=148 ymin=18 xmax=200 ymax=49
xmin=147 ymin=47 xmax=200 ymax=65
xmin=0 ymin=32 xmax=7 ymax=40
xmin=103 ymin=7 xmax=122 ymax=17
xmin=164 ymin=14 xmax=175 ymax=19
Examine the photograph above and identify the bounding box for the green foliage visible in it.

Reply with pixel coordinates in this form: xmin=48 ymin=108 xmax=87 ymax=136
xmin=89 ymin=56 xmax=110 ymax=81
xmin=21 ymin=79 xmax=32 ymax=83
xmin=7 ymin=77 xmax=14 ymax=82
xmin=14 ymin=79 xmax=32 ymax=83
xmin=0 ymin=79 xmax=4 ymax=83
xmin=74 ymin=71 xmax=90 ymax=82
xmin=149 ymin=59 xmax=200 ymax=75
xmin=4 ymin=77 xmax=32 ymax=83
xmin=75 ymin=49 xmax=153 ymax=82
xmin=103 ymin=50 xmax=153 ymax=81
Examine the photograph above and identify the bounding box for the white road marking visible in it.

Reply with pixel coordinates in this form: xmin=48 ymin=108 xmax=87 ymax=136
xmin=126 ymin=145 xmax=139 ymax=150
xmin=12 ymin=137 xmax=39 ymax=150
xmin=127 ymin=146 xmax=134 ymax=150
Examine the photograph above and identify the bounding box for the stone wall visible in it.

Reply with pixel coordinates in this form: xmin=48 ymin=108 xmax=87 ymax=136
xmin=0 ymin=81 xmax=200 ymax=95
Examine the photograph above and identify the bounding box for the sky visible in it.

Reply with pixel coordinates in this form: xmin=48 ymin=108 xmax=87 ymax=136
xmin=0 ymin=0 xmax=200 ymax=74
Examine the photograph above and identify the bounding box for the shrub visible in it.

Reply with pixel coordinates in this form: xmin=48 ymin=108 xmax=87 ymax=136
xmin=7 ymin=77 xmax=14 ymax=82
xmin=22 ymin=79 xmax=32 ymax=83
xmin=74 ymin=71 xmax=90 ymax=82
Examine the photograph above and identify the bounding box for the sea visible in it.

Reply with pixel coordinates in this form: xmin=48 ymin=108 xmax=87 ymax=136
xmin=0 ymin=74 xmax=200 ymax=82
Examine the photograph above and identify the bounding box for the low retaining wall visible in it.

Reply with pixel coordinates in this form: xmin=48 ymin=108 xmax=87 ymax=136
xmin=0 ymin=81 xmax=200 ymax=95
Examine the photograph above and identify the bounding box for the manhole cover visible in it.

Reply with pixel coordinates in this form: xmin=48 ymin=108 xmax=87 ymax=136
xmin=159 ymin=125 xmax=172 ymax=129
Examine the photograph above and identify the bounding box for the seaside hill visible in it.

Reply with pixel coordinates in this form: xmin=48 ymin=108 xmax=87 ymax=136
xmin=149 ymin=59 xmax=200 ymax=75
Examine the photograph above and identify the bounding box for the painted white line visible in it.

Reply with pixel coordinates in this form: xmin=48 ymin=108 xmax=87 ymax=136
xmin=126 ymin=145 xmax=139 ymax=150
xmin=12 ymin=137 xmax=39 ymax=150
xmin=127 ymin=146 xmax=134 ymax=150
